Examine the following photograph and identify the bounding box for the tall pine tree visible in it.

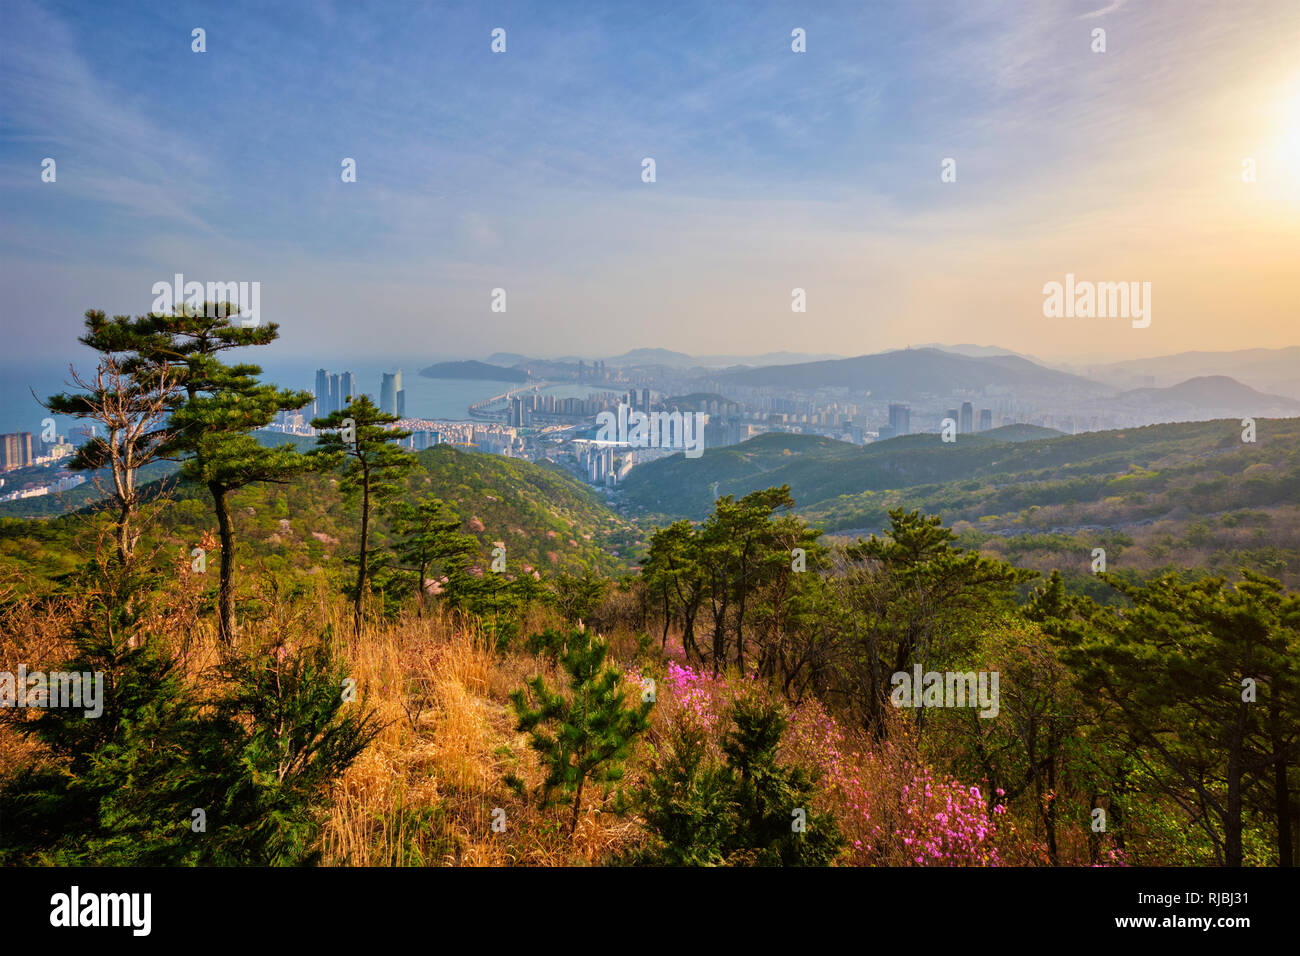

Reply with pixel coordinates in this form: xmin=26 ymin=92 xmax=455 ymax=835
xmin=308 ymin=394 xmax=415 ymax=635
xmin=44 ymin=311 xmax=183 ymax=567
xmin=144 ymin=304 xmax=312 ymax=642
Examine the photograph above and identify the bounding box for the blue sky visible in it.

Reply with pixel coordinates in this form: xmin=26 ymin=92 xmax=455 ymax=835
xmin=2 ymin=0 xmax=1298 ymax=364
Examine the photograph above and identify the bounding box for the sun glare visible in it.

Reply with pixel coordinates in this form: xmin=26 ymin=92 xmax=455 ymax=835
xmin=1281 ymin=80 xmax=1300 ymax=168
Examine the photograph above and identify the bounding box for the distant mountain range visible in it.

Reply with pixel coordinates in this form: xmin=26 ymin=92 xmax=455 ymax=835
xmin=719 ymin=347 xmax=1111 ymax=398
xmin=476 ymin=343 xmax=1300 ymax=399
xmin=468 ymin=343 xmax=1300 ymax=424
xmin=484 ymin=349 xmax=845 ymax=369
xmin=904 ymin=343 xmax=1043 ymax=362
xmin=1060 ymin=346 xmax=1300 ymax=399
xmin=716 ymin=347 xmax=1300 ymax=421
xmin=1109 ymin=375 xmax=1300 ymax=418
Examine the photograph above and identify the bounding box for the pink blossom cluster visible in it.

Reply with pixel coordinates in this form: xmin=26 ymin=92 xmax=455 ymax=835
xmin=888 ymin=774 xmax=1006 ymax=866
xmin=638 ymin=662 xmax=1006 ymax=866
xmin=786 ymin=698 xmax=1004 ymax=866
xmin=1092 ymin=846 xmax=1128 ymax=867
xmin=662 ymin=661 xmax=723 ymax=730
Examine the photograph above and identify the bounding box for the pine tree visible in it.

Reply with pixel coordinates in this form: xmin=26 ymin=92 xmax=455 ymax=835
xmin=210 ymin=638 xmax=382 ymax=863
xmin=44 ymin=311 xmax=184 ymax=567
xmin=635 ymin=723 xmax=736 ymax=865
xmin=142 ymin=304 xmax=312 ymax=642
xmin=723 ymin=696 xmax=842 ymax=865
xmin=1033 ymin=569 xmax=1300 ymax=866
xmin=641 ymin=519 xmax=707 ymax=659
xmin=635 ymin=696 xmax=844 ymax=866
xmin=509 ymin=627 xmax=652 ymax=836
xmin=0 ymin=613 xmax=377 ymax=865
xmin=388 ymin=494 xmax=477 ymax=616
xmin=699 ymin=485 xmax=798 ymax=674
xmin=547 ymin=566 xmax=609 ymax=627
xmin=445 ymin=562 xmax=545 ymax=649
xmin=308 ymin=394 xmax=415 ymax=635
xmin=843 ymin=508 xmax=1034 ymax=734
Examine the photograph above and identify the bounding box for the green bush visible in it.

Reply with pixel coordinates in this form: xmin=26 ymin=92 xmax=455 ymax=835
xmin=635 ymin=696 xmax=843 ymax=866
xmin=0 ymin=627 xmax=379 ymax=866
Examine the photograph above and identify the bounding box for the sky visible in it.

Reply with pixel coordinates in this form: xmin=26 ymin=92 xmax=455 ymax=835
xmin=1 ymin=0 xmax=1298 ymax=367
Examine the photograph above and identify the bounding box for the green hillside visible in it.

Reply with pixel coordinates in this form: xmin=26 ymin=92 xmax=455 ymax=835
xmin=617 ymin=418 xmax=1300 ymax=589
xmin=0 ymin=444 xmax=638 ymax=596
xmin=981 ymin=423 xmax=1065 ymax=442
xmin=622 ymin=418 xmax=1299 ymax=518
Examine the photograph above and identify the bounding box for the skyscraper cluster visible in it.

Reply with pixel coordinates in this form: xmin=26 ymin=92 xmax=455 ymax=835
xmin=516 ymin=391 xmax=622 ymax=421
xmin=313 ymin=368 xmax=359 ymax=418
xmin=942 ymin=402 xmax=995 ymax=434
xmin=875 ymin=404 xmax=913 ymax=441
xmin=577 ymin=441 xmax=615 ymax=485
xmin=508 ymin=395 xmax=532 ymax=428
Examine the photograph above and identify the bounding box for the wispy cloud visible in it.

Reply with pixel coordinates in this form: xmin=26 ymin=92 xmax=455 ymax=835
xmin=1 ymin=0 xmax=1297 ymax=363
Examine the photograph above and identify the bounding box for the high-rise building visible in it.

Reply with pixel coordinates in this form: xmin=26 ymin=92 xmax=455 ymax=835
xmin=313 ymin=369 xmax=358 ymax=416
xmin=960 ymin=402 xmax=974 ymax=435
xmin=1 ymin=432 xmax=33 ymax=470
xmin=888 ymin=403 xmax=911 ymax=437
xmin=945 ymin=408 xmax=959 ymax=430
xmin=328 ymin=374 xmax=341 ymax=415
xmin=380 ymin=370 xmax=403 ymax=416
xmin=314 ymin=369 xmax=329 ymax=417
xmin=397 ymin=390 xmax=405 ymax=418
xmin=978 ymin=408 xmax=993 ymax=432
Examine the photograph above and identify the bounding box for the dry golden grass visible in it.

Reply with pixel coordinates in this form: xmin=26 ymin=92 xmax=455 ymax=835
xmin=0 ymin=564 xmax=653 ymax=866
xmin=309 ymin=604 xmax=653 ymax=866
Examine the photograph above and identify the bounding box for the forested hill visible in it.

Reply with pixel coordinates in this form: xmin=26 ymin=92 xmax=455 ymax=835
xmin=619 ymin=418 xmax=1300 ymax=520
xmin=418 ymin=360 xmax=528 ymax=382
xmin=616 ymin=418 xmax=1300 ymax=588
xmin=0 ymin=445 xmax=639 ymax=591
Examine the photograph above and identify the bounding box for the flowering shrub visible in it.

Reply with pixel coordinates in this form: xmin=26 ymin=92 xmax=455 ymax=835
xmin=775 ymin=694 xmax=1005 ymax=866
xmin=662 ymin=661 xmax=723 ymax=730
xmin=892 ymin=773 xmax=1005 ymax=866
xmin=635 ymin=662 xmax=1005 ymax=866
xmin=1094 ymin=846 xmax=1128 ymax=866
